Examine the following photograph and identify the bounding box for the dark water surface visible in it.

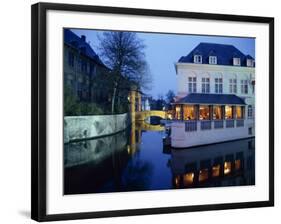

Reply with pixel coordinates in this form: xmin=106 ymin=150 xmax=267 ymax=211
xmin=64 ymin=123 xmax=255 ymax=195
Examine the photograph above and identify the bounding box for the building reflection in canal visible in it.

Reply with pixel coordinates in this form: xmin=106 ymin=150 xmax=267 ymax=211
xmin=64 ymin=120 xmax=255 ymax=195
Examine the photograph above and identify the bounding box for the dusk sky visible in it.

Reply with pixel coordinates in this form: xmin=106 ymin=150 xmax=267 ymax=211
xmin=71 ymin=29 xmax=255 ymax=99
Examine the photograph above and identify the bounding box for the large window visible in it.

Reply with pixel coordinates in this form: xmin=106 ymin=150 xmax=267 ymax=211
xmin=229 ymin=79 xmax=237 ymax=94
xmin=241 ymin=80 xmax=248 ymax=94
xmin=183 ymin=105 xmax=196 ymax=120
xmin=213 ymin=106 xmax=222 ymax=119
xmin=194 ymin=55 xmax=202 ymax=64
xmin=188 ymin=77 xmax=197 ymax=93
xmin=202 ymin=78 xmax=210 ymax=93
xmin=225 ymin=105 xmax=233 ymax=119
xmin=236 ymin=106 xmax=245 ymax=119
xmin=175 ymin=105 xmax=182 ymax=120
xmin=199 ymin=106 xmax=210 ymax=120
xmin=215 ymin=78 xmax=223 ymax=93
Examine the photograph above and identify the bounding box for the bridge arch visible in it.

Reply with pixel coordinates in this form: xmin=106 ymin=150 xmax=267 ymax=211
xmin=135 ymin=110 xmax=167 ymax=121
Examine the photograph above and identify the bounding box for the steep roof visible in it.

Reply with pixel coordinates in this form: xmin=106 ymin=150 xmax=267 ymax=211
xmin=178 ymin=42 xmax=255 ymax=67
xmin=64 ymin=29 xmax=106 ymax=67
xmin=175 ymin=93 xmax=246 ymax=105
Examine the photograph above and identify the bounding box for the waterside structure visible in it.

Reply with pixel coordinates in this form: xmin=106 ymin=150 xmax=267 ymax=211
xmin=171 ymin=43 xmax=255 ymax=148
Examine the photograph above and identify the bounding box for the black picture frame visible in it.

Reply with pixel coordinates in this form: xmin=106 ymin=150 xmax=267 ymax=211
xmin=31 ymin=2 xmax=274 ymax=222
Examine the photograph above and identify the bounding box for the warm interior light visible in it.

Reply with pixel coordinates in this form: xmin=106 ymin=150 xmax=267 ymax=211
xmin=199 ymin=169 xmax=209 ymax=182
xmin=183 ymin=172 xmax=194 ymax=186
xmin=235 ymin=159 xmax=241 ymax=170
xmin=212 ymin=164 xmax=220 ymax=177
xmin=174 ymin=175 xmax=181 ymax=188
xmin=224 ymin=161 xmax=232 ymax=175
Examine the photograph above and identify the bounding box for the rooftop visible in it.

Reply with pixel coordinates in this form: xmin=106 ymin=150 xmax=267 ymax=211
xmin=64 ymin=29 xmax=106 ymax=67
xmin=175 ymin=93 xmax=246 ymax=105
xmin=178 ymin=42 xmax=255 ymax=67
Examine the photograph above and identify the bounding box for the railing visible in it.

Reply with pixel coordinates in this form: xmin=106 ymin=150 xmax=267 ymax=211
xmin=226 ymin=119 xmax=235 ymax=128
xmin=177 ymin=119 xmax=245 ymax=132
xmin=236 ymin=119 xmax=244 ymax=127
xmin=185 ymin=121 xmax=197 ymax=132
xmin=201 ymin=120 xmax=212 ymax=130
xmin=214 ymin=120 xmax=224 ymax=129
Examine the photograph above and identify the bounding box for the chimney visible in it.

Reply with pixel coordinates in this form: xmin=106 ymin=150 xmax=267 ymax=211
xmin=81 ymin=35 xmax=86 ymax=42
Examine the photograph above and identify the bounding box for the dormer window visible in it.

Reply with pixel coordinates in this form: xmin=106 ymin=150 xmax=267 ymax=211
xmin=247 ymin=59 xmax=254 ymax=67
xmin=194 ymin=55 xmax=202 ymax=64
xmin=233 ymin=57 xmax=241 ymax=66
xmin=209 ymin=56 xmax=217 ymax=64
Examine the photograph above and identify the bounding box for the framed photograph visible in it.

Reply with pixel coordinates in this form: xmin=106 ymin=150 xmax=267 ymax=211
xmin=31 ymin=2 xmax=274 ymax=222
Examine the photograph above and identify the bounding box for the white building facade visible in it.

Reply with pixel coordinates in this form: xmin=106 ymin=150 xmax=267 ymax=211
xmin=171 ymin=43 xmax=255 ymax=148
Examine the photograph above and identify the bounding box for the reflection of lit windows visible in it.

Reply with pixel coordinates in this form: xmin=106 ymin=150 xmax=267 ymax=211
xmin=183 ymin=105 xmax=195 ymax=120
xmin=224 ymin=161 xmax=232 ymax=175
xmin=213 ymin=106 xmax=222 ymax=120
xmin=225 ymin=106 xmax=233 ymax=119
xmin=199 ymin=106 xmax=210 ymax=120
xmin=235 ymin=160 xmax=241 ymax=170
xmin=212 ymin=165 xmax=220 ymax=177
xmin=188 ymin=77 xmax=197 ymax=93
xmin=174 ymin=175 xmax=181 ymax=188
xmin=236 ymin=106 xmax=244 ymax=119
xmin=199 ymin=169 xmax=209 ymax=182
xmin=183 ymin=173 xmax=194 ymax=186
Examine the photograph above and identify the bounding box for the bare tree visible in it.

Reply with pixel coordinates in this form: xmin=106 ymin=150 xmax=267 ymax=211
xmin=98 ymin=31 xmax=152 ymax=113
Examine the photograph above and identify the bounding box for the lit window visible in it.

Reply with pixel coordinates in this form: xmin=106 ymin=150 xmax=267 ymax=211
xmin=199 ymin=105 xmax=210 ymax=120
xmin=236 ymin=106 xmax=244 ymax=119
xmin=213 ymin=106 xmax=222 ymax=120
xmin=209 ymin=56 xmax=217 ymax=64
xmin=175 ymin=105 xmax=182 ymax=120
xmin=247 ymin=59 xmax=254 ymax=67
xmin=215 ymin=78 xmax=223 ymax=93
xmin=194 ymin=55 xmax=202 ymax=64
xmin=233 ymin=57 xmax=241 ymax=66
xmin=225 ymin=105 xmax=233 ymax=119
xmin=201 ymin=77 xmax=210 ymax=93
xmin=241 ymin=80 xmax=248 ymax=94
xmin=183 ymin=105 xmax=195 ymax=120
xmin=188 ymin=77 xmax=197 ymax=93
xmin=229 ymin=79 xmax=237 ymax=94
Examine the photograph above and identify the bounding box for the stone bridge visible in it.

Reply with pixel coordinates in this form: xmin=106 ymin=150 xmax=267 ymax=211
xmin=135 ymin=110 xmax=167 ymax=121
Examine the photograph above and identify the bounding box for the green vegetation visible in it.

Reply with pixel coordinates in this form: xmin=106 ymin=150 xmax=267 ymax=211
xmin=64 ymin=86 xmax=106 ymax=116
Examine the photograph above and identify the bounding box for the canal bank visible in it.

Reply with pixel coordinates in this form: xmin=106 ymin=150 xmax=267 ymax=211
xmin=64 ymin=113 xmax=129 ymax=143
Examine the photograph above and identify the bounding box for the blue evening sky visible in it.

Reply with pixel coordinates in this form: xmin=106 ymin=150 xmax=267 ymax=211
xmin=71 ymin=29 xmax=255 ymax=99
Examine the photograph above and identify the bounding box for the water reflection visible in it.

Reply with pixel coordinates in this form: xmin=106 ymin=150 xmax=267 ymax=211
xmin=64 ymin=121 xmax=255 ymax=195
xmin=171 ymin=139 xmax=255 ymax=189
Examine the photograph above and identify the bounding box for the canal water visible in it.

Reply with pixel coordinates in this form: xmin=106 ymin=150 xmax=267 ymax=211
xmin=64 ymin=121 xmax=255 ymax=195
